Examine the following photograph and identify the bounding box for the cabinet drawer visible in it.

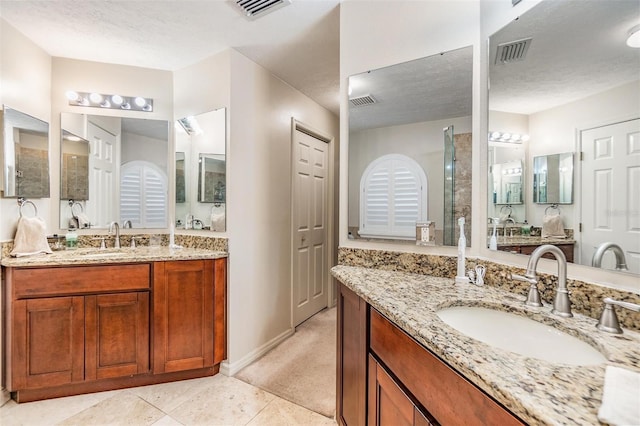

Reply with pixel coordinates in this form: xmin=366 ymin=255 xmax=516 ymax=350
xmin=9 ymin=264 xmax=151 ymax=298
xmin=370 ymin=309 xmax=523 ymax=426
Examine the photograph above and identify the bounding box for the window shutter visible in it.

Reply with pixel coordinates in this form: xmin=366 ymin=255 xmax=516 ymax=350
xmin=120 ymin=161 xmax=167 ymax=228
xmin=359 ymin=154 xmax=427 ymax=240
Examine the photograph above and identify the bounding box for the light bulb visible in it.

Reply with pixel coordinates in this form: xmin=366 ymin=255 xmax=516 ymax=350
xmin=626 ymin=24 xmax=640 ymax=48
xmin=521 ymin=134 xmax=530 ymax=142
xmin=111 ymin=95 xmax=123 ymax=105
xmin=89 ymin=93 xmax=103 ymax=103
xmin=134 ymin=97 xmax=146 ymax=107
xmin=65 ymin=90 xmax=79 ymax=101
xmin=491 ymin=131 xmax=501 ymax=139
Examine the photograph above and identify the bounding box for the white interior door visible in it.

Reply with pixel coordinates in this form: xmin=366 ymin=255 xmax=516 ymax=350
xmin=87 ymin=122 xmax=117 ymax=228
xmin=293 ymin=128 xmax=329 ymax=326
xmin=581 ymin=118 xmax=640 ymax=274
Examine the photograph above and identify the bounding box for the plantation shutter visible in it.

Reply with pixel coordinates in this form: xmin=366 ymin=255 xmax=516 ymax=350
xmin=120 ymin=161 xmax=167 ymax=228
xmin=359 ymin=154 xmax=427 ymax=240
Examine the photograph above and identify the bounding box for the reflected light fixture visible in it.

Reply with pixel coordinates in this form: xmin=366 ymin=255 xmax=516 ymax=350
xmin=627 ymin=24 xmax=640 ymax=48
xmin=489 ymin=131 xmax=529 ymax=143
xmin=66 ymin=91 xmax=153 ymax=112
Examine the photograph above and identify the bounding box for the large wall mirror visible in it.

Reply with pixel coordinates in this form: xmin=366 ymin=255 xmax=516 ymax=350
xmin=488 ymin=0 xmax=640 ymax=275
xmin=60 ymin=113 xmax=169 ymax=229
xmin=348 ymin=46 xmax=473 ymax=246
xmin=2 ymin=106 xmax=50 ymax=198
xmin=175 ymin=108 xmax=226 ymax=232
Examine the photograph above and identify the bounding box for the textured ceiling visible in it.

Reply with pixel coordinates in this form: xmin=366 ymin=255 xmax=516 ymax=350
xmin=489 ymin=0 xmax=640 ymax=115
xmin=0 ymin=0 xmax=340 ymax=115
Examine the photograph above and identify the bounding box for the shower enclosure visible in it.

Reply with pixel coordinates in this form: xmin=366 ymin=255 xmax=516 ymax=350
xmin=443 ymin=125 xmax=456 ymax=246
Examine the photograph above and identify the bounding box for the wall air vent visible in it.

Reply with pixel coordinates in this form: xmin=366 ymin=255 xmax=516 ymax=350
xmin=350 ymin=94 xmax=377 ymax=107
xmin=495 ymin=37 xmax=532 ymax=64
xmin=234 ymin=0 xmax=292 ymax=20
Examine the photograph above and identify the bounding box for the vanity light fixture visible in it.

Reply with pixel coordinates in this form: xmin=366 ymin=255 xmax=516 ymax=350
xmin=627 ymin=24 xmax=640 ymax=48
xmin=489 ymin=131 xmax=529 ymax=143
xmin=66 ymin=91 xmax=153 ymax=112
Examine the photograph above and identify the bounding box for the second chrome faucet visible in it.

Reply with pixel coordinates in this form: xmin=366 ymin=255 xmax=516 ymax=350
xmin=510 ymin=244 xmax=573 ymax=317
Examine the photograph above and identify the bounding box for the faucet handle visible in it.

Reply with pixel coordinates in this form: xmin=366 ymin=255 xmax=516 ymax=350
xmin=597 ymin=298 xmax=640 ymax=334
xmin=509 ymin=273 xmax=543 ymax=307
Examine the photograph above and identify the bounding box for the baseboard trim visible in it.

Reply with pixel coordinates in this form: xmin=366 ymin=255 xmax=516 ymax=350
xmin=222 ymin=327 xmax=295 ymax=377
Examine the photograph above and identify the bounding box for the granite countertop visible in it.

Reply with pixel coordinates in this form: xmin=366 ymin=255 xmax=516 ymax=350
xmin=497 ymin=236 xmax=575 ymax=246
xmin=331 ymin=265 xmax=640 ymax=426
xmin=1 ymin=246 xmax=227 ymax=267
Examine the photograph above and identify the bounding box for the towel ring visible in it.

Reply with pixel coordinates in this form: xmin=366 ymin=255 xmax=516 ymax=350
xmin=545 ymin=204 xmax=561 ymax=215
xmin=18 ymin=198 xmax=38 ymax=218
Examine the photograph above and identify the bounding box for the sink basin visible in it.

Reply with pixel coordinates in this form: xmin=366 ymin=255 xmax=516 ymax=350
xmin=436 ymin=306 xmax=606 ymax=366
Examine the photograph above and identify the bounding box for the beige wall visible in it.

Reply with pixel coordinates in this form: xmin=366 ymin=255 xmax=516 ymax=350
xmin=225 ymin=49 xmax=338 ymax=373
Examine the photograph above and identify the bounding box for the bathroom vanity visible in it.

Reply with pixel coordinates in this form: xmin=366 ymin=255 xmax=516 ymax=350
xmin=2 ymin=248 xmax=227 ymax=402
xmin=496 ymin=236 xmax=575 ymax=263
xmin=334 ymin=265 xmax=640 ymax=425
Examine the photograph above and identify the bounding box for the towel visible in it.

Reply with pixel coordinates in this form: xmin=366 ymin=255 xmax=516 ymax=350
xmin=210 ymin=213 xmax=225 ymax=232
xmin=10 ymin=216 xmax=53 ymax=257
xmin=541 ymin=214 xmax=565 ymax=238
xmin=598 ymin=366 xmax=640 ymax=425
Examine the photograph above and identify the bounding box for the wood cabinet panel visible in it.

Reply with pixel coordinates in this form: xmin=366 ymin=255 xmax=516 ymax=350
xmin=85 ymin=292 xmax=150 ymax=380
xmin=369 ymin=309 xmax=524 ymax=426
xmin=498 ymin=243 xmax=574 ymax=263
xmin=11 ymin=264 xmax=150 ymax=298
xmin=337 ymin=283 xmax=368 ymax=426
xmin=11 ymin=296 xmax=85 ymax=390
xmin=153 ymin=260 xmax=217 ymax=373
xmin=368 ymin=355 xmax=415 ymax=426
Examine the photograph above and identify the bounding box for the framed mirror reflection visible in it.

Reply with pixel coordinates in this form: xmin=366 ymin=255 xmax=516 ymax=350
xmin=175 ymin=108 xmax=226 ymax=232
xmin=487 ymin=0 xmax=640 ymax=275
xmin=348 ymin=46 xmax=473 ymax=246
xmin=59 ymin=113 xmax=169 ymax=229
xmin=2 ymin=106 xmax=50 ymax=199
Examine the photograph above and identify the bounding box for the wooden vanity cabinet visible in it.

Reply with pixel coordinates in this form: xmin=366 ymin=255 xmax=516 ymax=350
xmin=337 ymin=282 xmax=524 ymax=426
xmin=153 ymin=258 xmax=226 ymax=373
xmin=498 ymin=242 xmax=574 ymax=262
xmin=337 ymin=283 xmax=368 ymax=426
xmin=3 ymin=257 xmax=227 ymax=402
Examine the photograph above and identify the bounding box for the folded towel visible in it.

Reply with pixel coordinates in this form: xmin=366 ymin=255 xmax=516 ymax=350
xmin=598 ymin=366 xmax=640 ymax=425
xmin=76 ymin=212 xmax=91 ymax=228
xmin=10 ymin=216 xmax=53 ymax=257
xmin=541 ymin=214 xmax=565 ymax=238
xmin=210 ymin=213 xmax=225 ymax=232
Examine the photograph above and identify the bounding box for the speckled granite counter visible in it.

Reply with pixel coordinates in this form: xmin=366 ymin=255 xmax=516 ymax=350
xmin=497 ymin=236 xmax=575 ymax=247
xmin=1 ymin=246 xmax=227 ymax=267
xmin=332 ymin=265 xmax=640 ymax=426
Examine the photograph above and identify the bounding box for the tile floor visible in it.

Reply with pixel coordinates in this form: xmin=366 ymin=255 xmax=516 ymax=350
xmin=0 ymin=374 xmax=337 ymax=425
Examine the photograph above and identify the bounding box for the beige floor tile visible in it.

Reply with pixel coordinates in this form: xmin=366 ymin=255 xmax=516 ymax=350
xmin=247 ymin=397 xmax=337 ymax=426
xmin=0 ymin=392 xmax=111 ymax=426
xmin=151 ymin=414 xmax=184 ymax=426
xmin=130 ymin=375 xmax=219 ymax=413
xmin=168 ymin=375 xmax=275 ymax=426
xmin=57 ymin=392 xmax=165 ymax=426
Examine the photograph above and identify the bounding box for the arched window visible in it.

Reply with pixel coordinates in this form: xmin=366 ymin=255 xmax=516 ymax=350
xmin=359 ymin=154 xmax=428 ymax=240
xmin=120 ymin=160 xmax=168 ymax=228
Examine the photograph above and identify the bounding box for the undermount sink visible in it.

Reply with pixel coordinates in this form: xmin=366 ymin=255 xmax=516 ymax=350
xmin=436 ymin=306 xmax=607 ymax=366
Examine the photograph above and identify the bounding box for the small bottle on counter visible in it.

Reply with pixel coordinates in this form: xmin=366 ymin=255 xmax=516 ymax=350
xmin=65 ymin=228 xmax=78 ymax=249
xmin=521 ymin=220 xmax=531 ymax=236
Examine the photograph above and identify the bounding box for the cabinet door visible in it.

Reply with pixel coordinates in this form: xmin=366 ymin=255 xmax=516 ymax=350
xmin=368 ymin=355 xmax=415 ymax=426
xmin=85 ymin=292 xmax=150 ymax=380
xmin=153 ymin=260 xmax=215 ymax=373
xmin=11 ymin=297 xmax=84 ymax=390
xmin=337 ymin=283 xmax=368 ymax=426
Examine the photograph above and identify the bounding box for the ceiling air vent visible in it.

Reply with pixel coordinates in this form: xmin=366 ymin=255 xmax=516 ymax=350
xmin=234 ymin=0 xmax=292 ymax=20
xmin=495 ymin=37 xmax=532 ymax=64
xmin=350 ymin=95 xmax=377 ymax=107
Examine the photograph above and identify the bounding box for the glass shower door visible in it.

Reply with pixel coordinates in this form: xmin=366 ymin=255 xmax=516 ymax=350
xmin=443 ymin=125 xmax=455 ymax=246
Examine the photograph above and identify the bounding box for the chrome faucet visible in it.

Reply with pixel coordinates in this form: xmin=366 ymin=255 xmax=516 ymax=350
xmin=503 ymin=217 xmax=515 ymax=237
xmin=510 ymin=244 xmax=572 ymax=317
xmin=108 ymin=221 xmax=121 ymax=249
xmin=591 ymin=242 xmax=628 ymax=271
xmin=596 ymin=297 xmax=640 ymax=334
xmin=122 ymin=220 xmax=133 ymax=229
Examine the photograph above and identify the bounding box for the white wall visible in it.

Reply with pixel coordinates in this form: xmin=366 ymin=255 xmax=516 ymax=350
xmin=340 ymin=0 xmax=481 ymax=256
xmin=226 ymin=49 xmax=338 ymax=373
xmin=348 ymin=116 xmax=472 ymax=231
